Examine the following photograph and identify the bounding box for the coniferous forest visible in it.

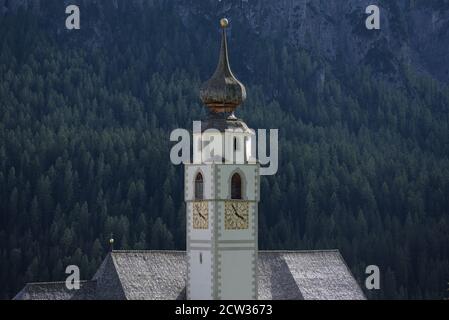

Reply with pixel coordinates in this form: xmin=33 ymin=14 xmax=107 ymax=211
xmin=1 ymin=1 xmax=449 ymax=299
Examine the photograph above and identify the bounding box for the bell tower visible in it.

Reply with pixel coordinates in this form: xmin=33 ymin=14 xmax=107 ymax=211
xmin=185 ymin=18 xmax=260 ymax=300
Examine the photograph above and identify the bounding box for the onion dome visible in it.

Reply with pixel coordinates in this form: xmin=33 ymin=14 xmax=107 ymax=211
xmin=199 ymin=18 xmax=247 ymax=114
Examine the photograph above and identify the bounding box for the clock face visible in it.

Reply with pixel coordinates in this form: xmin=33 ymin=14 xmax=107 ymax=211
xmin=225 ymin=201 xmax=249 ymax=230
xmin=193 ymin=201 xmax=208 ymax=229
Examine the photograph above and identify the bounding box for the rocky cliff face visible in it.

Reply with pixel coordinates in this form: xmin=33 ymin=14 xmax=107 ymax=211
xmin=175 ymin=0 xmax=449 ymax=82
xmin=2 ymin=0 xmax=449 ymax=81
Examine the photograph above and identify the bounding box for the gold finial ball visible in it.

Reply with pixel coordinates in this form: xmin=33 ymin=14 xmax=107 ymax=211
xmin=220 ymin=18 xmax=229 ymax=28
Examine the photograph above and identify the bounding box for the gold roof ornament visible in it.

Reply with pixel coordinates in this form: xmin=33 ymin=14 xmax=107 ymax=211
xmin=200 ymin=18 xmax=247 ymax=115
xmin=220 ymin=18 xmax=229 ymax=28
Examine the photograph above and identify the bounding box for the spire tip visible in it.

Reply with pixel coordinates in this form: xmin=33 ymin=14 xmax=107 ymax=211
xmin=220 ymin=18 xmax=229 ymax=29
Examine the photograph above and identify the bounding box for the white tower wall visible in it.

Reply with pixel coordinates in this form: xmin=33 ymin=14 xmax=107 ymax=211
xmin=185 ymin=141 xmax=260 ymax=299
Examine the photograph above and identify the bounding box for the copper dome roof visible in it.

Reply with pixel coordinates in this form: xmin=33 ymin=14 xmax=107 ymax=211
xmin=199 ymin=18 xmax=247 ymax=114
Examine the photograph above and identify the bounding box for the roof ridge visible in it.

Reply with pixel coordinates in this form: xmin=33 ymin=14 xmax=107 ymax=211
xmin=259 ymin=249 xmax=340 ymax=253
xmin=110 ymin=249 xmax=340 ymax=254
xmin=25 ymin=280 xmax=96 ymax=285
xmin=111 ymin=250 xmax=186 ymax=254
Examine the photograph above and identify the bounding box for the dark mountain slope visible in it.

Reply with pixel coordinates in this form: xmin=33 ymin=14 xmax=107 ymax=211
xmin=0 ymin=1 xmax=448 ymax=299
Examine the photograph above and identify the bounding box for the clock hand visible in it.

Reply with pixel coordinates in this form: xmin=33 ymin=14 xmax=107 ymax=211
xmin=195 ymin=205 xmax=206 ymax=220
xmin=231 ymin=204 xmax=245 ymax=221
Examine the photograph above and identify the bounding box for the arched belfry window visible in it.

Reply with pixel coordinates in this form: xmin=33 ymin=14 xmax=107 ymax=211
xmin=195 ymin=173 xmax=204 ymax=200
xmin=231 ymin=173 xmax=242 ymax=199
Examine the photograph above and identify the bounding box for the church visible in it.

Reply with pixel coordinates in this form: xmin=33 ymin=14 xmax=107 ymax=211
xmin=14 ymin=19 xmax=365 ymax=301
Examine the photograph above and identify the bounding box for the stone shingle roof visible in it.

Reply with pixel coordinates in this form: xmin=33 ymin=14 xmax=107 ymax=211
xmin=13 ymin=280 xmax=97 ymax=300
xmin=98 ymin=251 xmax=186 ymax=300
xmin=258 ymin=250 xmax=365 ymax=300
xmin=15 ymin=250 xmax=366 ymax=300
